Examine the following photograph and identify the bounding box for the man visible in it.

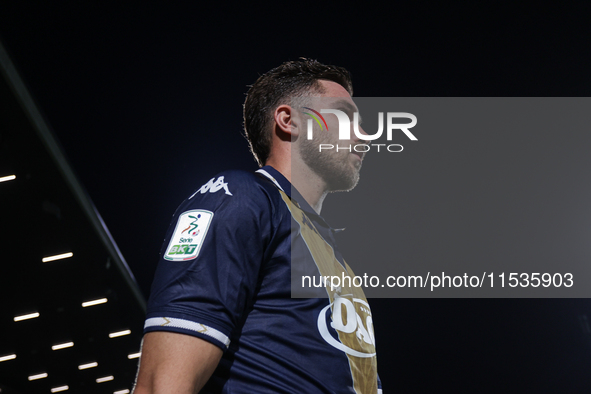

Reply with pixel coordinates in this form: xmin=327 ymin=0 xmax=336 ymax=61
xmin=133 ymin=59 xmax=381 ymax=393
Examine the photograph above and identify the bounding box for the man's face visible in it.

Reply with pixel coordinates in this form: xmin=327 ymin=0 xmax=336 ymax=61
xmin=297 ymin=80 xmax=365 ymax=192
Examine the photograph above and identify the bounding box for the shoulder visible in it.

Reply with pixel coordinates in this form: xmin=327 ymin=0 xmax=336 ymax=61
xmin=189 ymin=169 xmax=276 ymax=200
xmin=178 ymin=169 xmax=284 ymax=217
xmin=189 ymin=170 xmax=254 ymax=198
xmin=160 ymin=169 xmax=284 ymax=262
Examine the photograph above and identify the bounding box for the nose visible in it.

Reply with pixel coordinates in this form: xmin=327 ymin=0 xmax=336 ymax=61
xmin=353 ymin=119 xmax=368 ymax=142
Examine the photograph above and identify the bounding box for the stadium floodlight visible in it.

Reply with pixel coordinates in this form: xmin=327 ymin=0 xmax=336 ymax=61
xmin=28 ymin=373 xmax=48 ymax=381
xmin=78 ymin=362 xmax=98 ymax=370
xmin=51 ymin=342 xmax=74 ymax=350
xmin=109 ymin=329 xmax=131 ymax=338
xmin=0 ymin=354 xmax=16 ymax=362
xmin=42 ymin=252 xmax=73 ymax=263
xmin=82 ymin=298 xmax=107 ymax=307
xmin=14 ymin=312 xmax=40 ymax=322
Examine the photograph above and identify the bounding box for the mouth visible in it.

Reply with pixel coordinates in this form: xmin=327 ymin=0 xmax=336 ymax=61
xmin=351 ymin=150 xmax=365 ymax=161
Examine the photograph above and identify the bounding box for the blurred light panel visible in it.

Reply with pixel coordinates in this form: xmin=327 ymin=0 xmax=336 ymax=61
xmin=14 ymin=312 xmax=40 ymax=322
xmin=28 ymin=373 xmax=48 ymax=381
xmin=82 ymin=298 xmax=107 ymax=307
xmin=1 ymin=40 xmax=147 ymax=394
xmin=0 ymin=354 xmax=16 ymax=362
xmin=127 ymin=352 xmax=141 ymax=359
xmin=109 ymin=329 xmax=131 ymax=338
xmin=78 ymin=362 xmax=98 ymax=370
xmin=114 ymin=390 xmax=130 ymax=394
xmin=42 ymin=252 xmax=73 ymax=263
xmin=96 ymin=375 xmax=114 ymax=383
xmin=52 ymin=342 xmax=74 ymax=350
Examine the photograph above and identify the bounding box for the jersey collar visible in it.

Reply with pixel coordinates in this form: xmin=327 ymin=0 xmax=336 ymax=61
xmin=256 ymin=166 xmax=290 ymax=196
xmin=256 ymin=165 xmax=343 ymax=233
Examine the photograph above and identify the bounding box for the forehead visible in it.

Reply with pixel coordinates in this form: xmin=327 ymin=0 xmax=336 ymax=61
xmin=307 ymin=80 xmax=356 ymax=111
xmin=317 ymin=79 xmax=352 ymax=98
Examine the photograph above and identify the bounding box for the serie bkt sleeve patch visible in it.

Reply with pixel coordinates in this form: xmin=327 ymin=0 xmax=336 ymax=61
xmin=163 ymin=209 xmax=214 ymax=261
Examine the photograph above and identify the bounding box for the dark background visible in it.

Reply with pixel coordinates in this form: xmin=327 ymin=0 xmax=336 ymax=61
xmin=2 ymin=2 xmax=591 ymax=392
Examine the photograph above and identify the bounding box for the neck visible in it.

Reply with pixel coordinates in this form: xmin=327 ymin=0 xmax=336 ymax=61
xmin=265 ymin=157 xmax=328 ymax=214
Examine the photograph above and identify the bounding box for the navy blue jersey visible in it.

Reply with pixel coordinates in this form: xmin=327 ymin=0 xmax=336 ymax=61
xmin=145 ymin=166 xmax=381 ymax=393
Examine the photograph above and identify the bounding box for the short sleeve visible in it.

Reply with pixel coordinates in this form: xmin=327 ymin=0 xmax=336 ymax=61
xmin=144 ymin=171 xmax=274 ymax=350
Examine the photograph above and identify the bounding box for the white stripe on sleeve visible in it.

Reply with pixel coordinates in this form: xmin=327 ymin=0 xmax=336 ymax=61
xmin=144 ymin=317 xmax=230 ymax=347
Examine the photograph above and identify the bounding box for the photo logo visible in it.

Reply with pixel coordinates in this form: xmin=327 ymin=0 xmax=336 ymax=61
xmin=302 ymin=107 xmax=329 ymax=131
xmin=304 ymin=108 xmax=418 ymax=153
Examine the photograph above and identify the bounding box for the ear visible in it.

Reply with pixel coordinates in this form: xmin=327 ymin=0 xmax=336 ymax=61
xmin=274 ymin=104 xmax=300 ymax=139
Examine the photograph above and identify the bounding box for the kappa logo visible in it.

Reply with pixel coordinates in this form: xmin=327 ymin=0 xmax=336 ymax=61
xmin=190 ymin=176 xmax=232 ymax=199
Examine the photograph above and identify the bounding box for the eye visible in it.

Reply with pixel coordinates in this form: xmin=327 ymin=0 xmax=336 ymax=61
xmin=347 ymin=110 xmax=362 ymax=125
xmin=338 ymin=107 xmax=354 ymax=117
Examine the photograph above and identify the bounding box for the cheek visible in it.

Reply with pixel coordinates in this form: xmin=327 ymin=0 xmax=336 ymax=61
xmin=316 ymin=130 xmax=334 ymax=145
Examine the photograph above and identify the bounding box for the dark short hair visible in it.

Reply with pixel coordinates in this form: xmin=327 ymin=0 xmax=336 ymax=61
xmin=243 ymin=59 xmax=353 ymax=166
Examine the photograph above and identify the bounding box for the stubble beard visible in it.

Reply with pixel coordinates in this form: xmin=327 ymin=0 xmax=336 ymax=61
xmin=299 ymin=137 xmax=361 ymax=193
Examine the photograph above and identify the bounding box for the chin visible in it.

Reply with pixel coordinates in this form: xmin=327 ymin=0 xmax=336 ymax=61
xmin=326 ymin=171 xmax=360 ymax=193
